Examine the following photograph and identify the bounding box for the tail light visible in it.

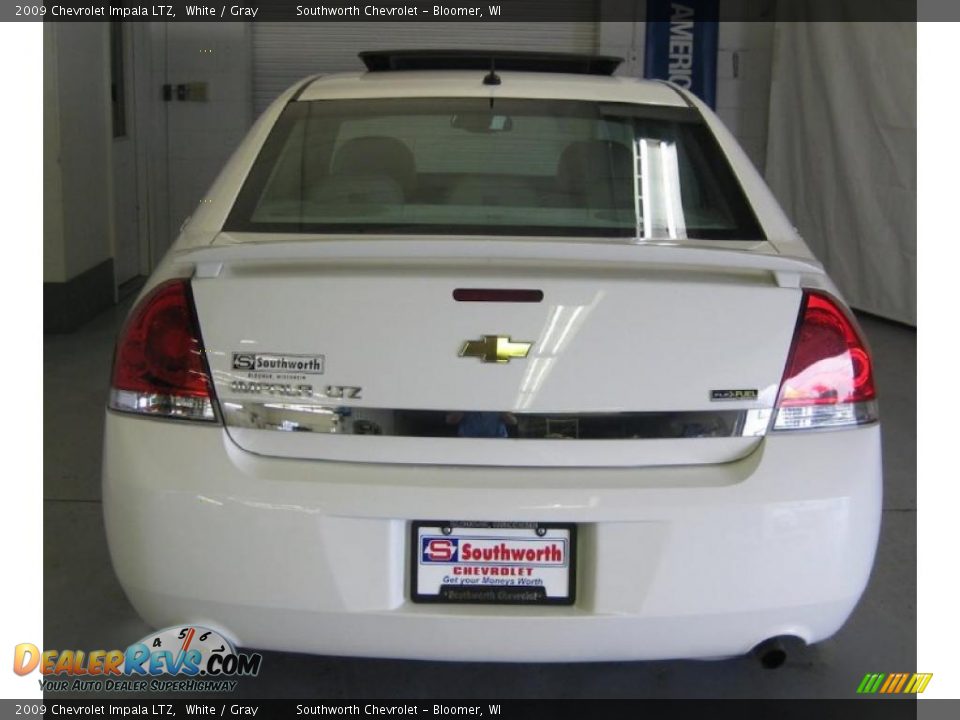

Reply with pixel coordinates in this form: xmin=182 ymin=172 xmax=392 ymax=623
xmin=773 ymin=290 xmax=878 ymax=431
xmin=109 ymin=279 xmax=218 ymax=422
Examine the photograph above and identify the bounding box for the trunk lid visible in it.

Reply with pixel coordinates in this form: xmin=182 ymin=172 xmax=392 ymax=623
xmin=187 ymin=237 xmax=815 ymax=467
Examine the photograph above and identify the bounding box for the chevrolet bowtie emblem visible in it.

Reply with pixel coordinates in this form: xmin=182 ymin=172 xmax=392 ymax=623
xmin=459 ymin=335 xmax=533 ymax=364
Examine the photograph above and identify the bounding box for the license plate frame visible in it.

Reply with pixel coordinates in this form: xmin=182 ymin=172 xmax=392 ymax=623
xmin=410 ymin=521 xmax=577 ymax=606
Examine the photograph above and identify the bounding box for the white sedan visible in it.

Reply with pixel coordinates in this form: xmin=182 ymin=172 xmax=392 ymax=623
xmin=103 ymin=51 xmax=880 ymax=664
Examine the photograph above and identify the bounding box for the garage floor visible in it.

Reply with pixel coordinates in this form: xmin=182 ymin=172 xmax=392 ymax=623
xmin=43 ymin=304 xmax=916 ymax=699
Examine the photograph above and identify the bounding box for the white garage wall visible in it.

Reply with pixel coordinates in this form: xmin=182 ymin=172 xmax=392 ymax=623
xmin=765 ymin=21 xmax=916 ymax=325
xmin=716 ymin=20 xmax=774 ymax=171
xmin=252 ymin=22 xmax=599 ymax=116
xmin=43 ymin=23 xmax=112 ymax=284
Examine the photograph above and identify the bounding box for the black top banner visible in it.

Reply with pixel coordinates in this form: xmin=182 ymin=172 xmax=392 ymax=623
xmin=9 ymin=0 xmax=921 ymax=23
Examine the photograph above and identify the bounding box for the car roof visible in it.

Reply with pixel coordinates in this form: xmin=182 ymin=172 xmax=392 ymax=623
xmin=295 ymin=71 xmax=689 ymax=107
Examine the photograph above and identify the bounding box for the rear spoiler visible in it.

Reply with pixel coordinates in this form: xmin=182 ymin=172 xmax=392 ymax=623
xmin=359 ymin=50 xmax=623 ymax=76
xmin=178 ymin=238 xmax=822 ymax=289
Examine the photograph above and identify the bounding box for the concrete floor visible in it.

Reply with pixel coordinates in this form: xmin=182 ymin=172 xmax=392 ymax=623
xmin=44 ymin=304 xmax=916 ymax=698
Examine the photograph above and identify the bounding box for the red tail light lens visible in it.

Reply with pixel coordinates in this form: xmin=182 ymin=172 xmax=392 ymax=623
xmin=109 ymin=279 xmax=217 ymax=422
xmin=774 ymin=290 xmax=878 ymax=430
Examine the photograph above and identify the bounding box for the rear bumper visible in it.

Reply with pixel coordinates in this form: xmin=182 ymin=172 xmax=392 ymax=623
xmin=102 ymin=413 xmax=882 ymax=662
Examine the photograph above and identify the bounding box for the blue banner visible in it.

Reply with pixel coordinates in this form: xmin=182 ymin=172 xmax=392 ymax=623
xmin=643 ymin=0 xmax=719 ymax=108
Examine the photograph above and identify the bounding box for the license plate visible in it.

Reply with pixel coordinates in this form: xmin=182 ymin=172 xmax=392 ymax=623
xmin=411 ymin=522 xmax=576 ymax=605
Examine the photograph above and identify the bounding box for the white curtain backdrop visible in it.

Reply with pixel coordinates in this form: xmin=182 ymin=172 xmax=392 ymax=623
xmin=764 ymin=19 xmax=916 ymax=325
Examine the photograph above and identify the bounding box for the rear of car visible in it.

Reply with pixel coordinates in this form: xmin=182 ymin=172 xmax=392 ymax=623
xmin=103 ymin=53 xmax=881 ymax=662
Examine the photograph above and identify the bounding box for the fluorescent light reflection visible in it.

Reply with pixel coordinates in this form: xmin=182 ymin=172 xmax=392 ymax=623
xmin=515 ymin=293 xmax=603 ymax=410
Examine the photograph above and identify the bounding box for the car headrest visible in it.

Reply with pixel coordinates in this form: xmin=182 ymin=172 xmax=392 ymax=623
xmin=331 ymin=136 xmax=416 ymax=196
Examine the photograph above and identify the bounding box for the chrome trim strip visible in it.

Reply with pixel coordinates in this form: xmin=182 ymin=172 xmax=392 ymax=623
xmin=220 ymin=401 xmax=772 ymax=439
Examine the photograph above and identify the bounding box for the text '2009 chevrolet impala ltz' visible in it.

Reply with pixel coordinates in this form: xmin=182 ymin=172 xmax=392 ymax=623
xmin=103 ymin=51 xmax=880 ymax=663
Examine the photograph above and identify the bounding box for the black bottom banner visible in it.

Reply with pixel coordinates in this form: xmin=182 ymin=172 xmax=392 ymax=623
xmin=4 ymin=698 xmax=937 ymax=720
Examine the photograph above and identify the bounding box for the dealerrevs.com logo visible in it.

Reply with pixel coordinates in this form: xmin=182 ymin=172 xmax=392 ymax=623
xmin=14 ymin=626 xmax=262 ymax=693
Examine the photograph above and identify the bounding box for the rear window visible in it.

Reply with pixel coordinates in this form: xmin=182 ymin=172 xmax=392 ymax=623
xmin=225 ymin=98 xmax=764 ymax=241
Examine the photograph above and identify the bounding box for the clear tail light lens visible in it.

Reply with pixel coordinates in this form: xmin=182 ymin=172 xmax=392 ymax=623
xmin=109 ymin=279 xmax=218 ymax=422
xmin=773 ymin=290 xmax=878 ymax=431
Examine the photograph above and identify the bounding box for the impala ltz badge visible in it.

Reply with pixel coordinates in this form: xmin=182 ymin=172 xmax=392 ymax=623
xmin=459 ymin=336 xmax=533 ymax=364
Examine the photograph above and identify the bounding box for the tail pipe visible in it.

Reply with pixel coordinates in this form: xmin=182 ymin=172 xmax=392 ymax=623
xmin=752 ymin=637 xmax=791 ymax=669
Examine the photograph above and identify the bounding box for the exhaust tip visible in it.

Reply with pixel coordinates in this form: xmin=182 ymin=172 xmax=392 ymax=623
xmin=752 ymin=637 xmax=792 ymax=669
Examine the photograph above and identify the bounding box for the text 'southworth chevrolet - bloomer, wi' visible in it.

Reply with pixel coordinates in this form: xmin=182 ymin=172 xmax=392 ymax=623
xmin=104 ymin=50 xmax=881 ymax=663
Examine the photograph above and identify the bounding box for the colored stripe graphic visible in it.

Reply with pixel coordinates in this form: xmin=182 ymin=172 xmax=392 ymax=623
xmin=910 ymin=674 xmax=933 ymax=693
xmin=880 ymin=673 xmax=904 ymax=693
xmin=892 ymin=673 xmax=909 ymax=693
xmin=857 ymin=672 xmax=932 ymax=694
xmin=857 ymin=673 xmax=885 ymax=693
